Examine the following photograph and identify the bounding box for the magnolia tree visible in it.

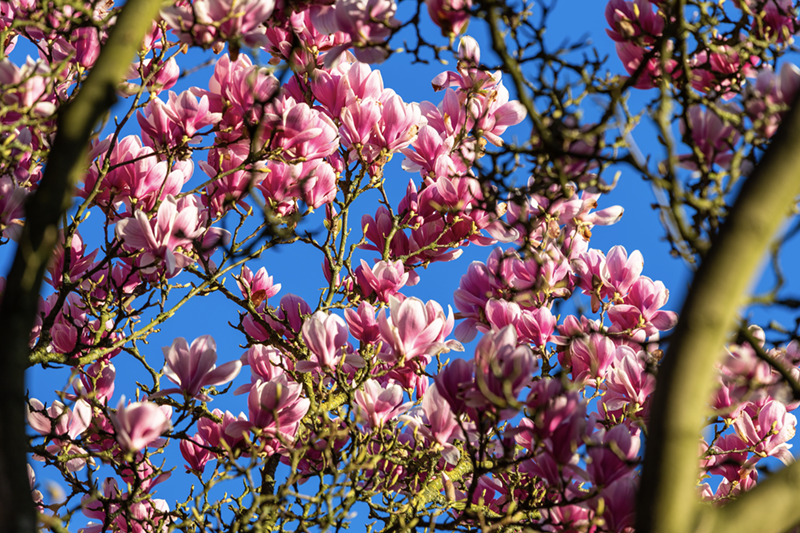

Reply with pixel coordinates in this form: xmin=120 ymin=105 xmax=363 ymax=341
xmin=4 ymin=0 xmax=800 ymax=532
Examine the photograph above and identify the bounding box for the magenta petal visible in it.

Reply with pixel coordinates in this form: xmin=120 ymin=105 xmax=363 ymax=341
xmin=202 ymin=360 xmax=243 ymax=388
xmin=651 ymin=310 xmax=678 ymax=331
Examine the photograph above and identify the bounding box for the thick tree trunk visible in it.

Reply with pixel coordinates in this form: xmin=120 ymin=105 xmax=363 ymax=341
xmin=0 ymin=1 xmax=164 ymax=530
xmin=636 ymin=91 xmax=800 ymax=533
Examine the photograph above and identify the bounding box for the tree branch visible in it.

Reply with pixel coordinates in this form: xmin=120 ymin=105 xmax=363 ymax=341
xmin=701 ymin=459 xmax=800 ymax=533
xmin=260 ymin=453 xmax=281 ymax=496
xmin=635 ymin=81 xmax=800 ymax=533
xmin=0 ymin=1 xmax=164 ymax=531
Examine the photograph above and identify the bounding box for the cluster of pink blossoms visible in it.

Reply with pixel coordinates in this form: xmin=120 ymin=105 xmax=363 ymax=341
xmin=607 ymin=0 xmax=800 ymax=173
xmin=10 ymin=0 xmax=800 ymax=531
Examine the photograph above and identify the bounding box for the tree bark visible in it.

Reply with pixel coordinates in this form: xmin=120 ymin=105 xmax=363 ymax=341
xmin=636 ymin=92 xmax=800 ymax=533
xmin=0 ymin=1 xmax=164 ymax=530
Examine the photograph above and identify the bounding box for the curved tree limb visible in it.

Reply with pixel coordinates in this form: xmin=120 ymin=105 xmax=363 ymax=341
xmin=0 ymin=1 xmax=164 ymax=530
xmin=635 ymin=87 xmax=800 ymax=533
xmin=700 ymin=459 xmax=800 ymax=533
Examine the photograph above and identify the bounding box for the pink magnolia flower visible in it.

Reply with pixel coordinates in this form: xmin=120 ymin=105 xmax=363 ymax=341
xmin=236 ymin=265 xmax=281 ymax=308
xmin=297 ymin=311 xmax=352 ymax=372
xmin=355 ymin=259 xmax=410 ymax=302
xmin=312 ymin=0 xmax=400 ymax=67
xmin=0 ymin=176 xmax=26 ymax=240
xmin=608 ymin=276 xmax=678 ymax=341
xmin=354 ymin=379 xmax=411 ymax=428
xmin=571 ymin=248 xmax=609 ymax=312
xmin=526 ymin=378 xmax=585 ymax=441
xmin=46 ymin=231 xmax=98 ymax=290
xmin=27 ymin=465 xmax=43 ymax=509
xmin=374 ymin=93 xmax=422 ymax=153
xmin=431 ymin=36 xmax=501 ymax=93
xmin=80 ymin=478 xmax=121 ymax=532
xmin=510 ymin=246 xmax=573 ymax=302
xmin=344 ymin=301 xmax=381 ymax=344
xmin=163 ymin=90 xmax=222 ymax=140
xmin=312 ymin=60 xmax=385 ymax=119
xmin=434 ymin=358 xmax=475 ymax=416
xmin=344 ymin=60 xmax=387 ymax=99
xmin=467 ymin=326 xmax=536 ymax=416
xmin=596 ymin=475 xmax=638 ymax=532
xmin=83 ymin=136 xmax=191 ymax=214
xmin=604 ymin=346 xmax=656 ymax=411
xmin=208 ymin=59 xmax=281 ymax=133
xmin=425 ymin=0 xmax=472 ymax=37
xmin=200 ymin=142 xmax=267 ymax=217
xmin=235 ymin=344 xmax=287 ymax=395
xmin=125 ymin=57 xmax=179 ymax=95
xmin=734 ymin=400 xmax=797 ymax=464
xmin=151 ymin=335 xmax=242 ymax=401
xmin=264 ymin=9 xmax=349 ymax=68
xmin=605 ymin=245 xmax=644 ymax=299
xmin=573 ymin=245 xmax=644 ymax=309
xmin=138 ymin=97 xmax=180 ymax=149
xmin=419 ymin=383 xmax=463 ymax=463
xmin=180 ymin=433 xmax=213 ymax=473
xmin=453 ymin=251 xmax=504 ymax=342
xmin=543 ymin=503 xmax=592 ymax=533
xmin=378 ymin=295 xmax=456 ymax=363
xmin=28 ymin=398 xmax=92 ymax=471
xmin=161 ymin=0 xmax=275 ymax=49
xmin=0 ymin=57 xmax=56 ymax=115
xmin=360 ymin=205 xmax=409 ymax=258
xmin=710 ymin=469 xmax=758 ymax=502
xmin=0 ymin=4 xmax=16 ymax=56
xmin=483 ymin=298 xmax=521 ymax=332
xmin=263 ymin=96 xmax=339 ymax=162
xmin=701 ymin=434 xmax=749 ymax=482
xmin=470 ymin=82 xmax=528 ymax=147
xmin=401 ymin=125 xmax=457 ymax=179
xmin=141 ymin=20 xmax=164 ymax=52
xmin=339 ymin=96 xmax=382 ymax=152
xmin=517 ymin=306 xmax=557 ymax=348
xmin=120 ymin=453 xmax=171 ymax=493
xmin=299 ymin=160 xmax=338 ymax=209
xmin=418 ymin=89 xmax=464 ymax=139
xmin=257 ymin=161 xmax=302 ymax=215
xmin=226 ymin=377 xmax=310 ymax=450
xmin=615 ymin=40 xmax=677 ymax=90
xmin=711 ymin=374 xmax=749 ymax=421
xmin=550 ymin=191 xmax=624 ymax=232
xmin=586 ymin=425 xmax=641 ymax=486
xmin=735 ymin=0 xmax=798 ymax=42
xmin=71 ymin=361 xmax=116 ymax=405
xmin=110 ymin=398 xmax=172 ymax=452
xmin=199 ymin=408 xmax=249 ymax=451
xmin=746 ymin=63 xmax=800 ymax=138
xmin=605 ymin=0 xmax=664 ymax=43
xmin=678 ymin=106 xmax=740 ymax=170
xmin=80 ymin=477 xmax=171 ymax=533
xmin=569 ymin=333 xmax=617 ymax=384
xmin=689 ymin=45 xmax=752 ymax=98
xmin=115 ymin=195 xmax=204 ymax=276
xmin=264 ymin=293 xmax=312 ymax=340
